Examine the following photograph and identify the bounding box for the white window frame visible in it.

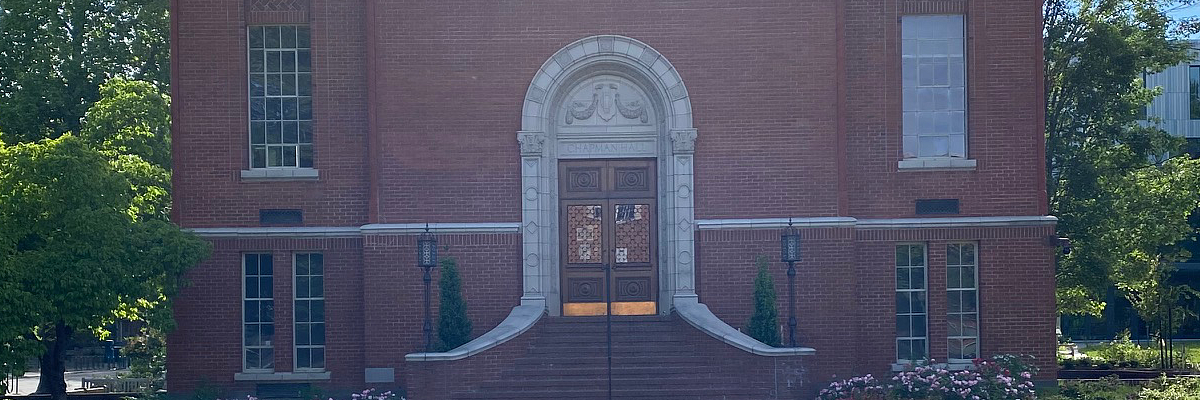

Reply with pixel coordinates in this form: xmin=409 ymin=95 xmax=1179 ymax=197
xmin=247 ymin=25 xmax=313 ymax=170
xmin=896 ymin=243 xmax=929 ymax=364
xmin=243 ymin=253 xmax=275 ymax=372
xmin=900 ymin=15 xmax=975 ymax=170
xmin=947 ymin=242 xmax=980 ymax=364
xmin=293 ymin=253 xmax=326 ymax=372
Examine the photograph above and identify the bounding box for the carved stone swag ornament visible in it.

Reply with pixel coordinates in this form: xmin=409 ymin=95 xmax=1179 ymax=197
xmin=565 ymin=83 xmax=649 ymax=124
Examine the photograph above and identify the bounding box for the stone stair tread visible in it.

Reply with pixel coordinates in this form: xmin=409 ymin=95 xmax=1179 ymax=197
xmin=452 ymin=386 xmax=756 ymax=400
xmin=502 ymin=367 xmax=717 ymax=374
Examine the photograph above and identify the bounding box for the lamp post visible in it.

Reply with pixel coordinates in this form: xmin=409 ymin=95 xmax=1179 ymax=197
xmin=780 ymin=219 xmax=801 ymax=348
xmin=417 ymin=224 xmax=438 ymax=352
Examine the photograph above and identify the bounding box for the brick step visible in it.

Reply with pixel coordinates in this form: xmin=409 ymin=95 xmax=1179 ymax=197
xmin=530 ymin=332 xmax=695 ymax=341
xmin=452 ymin=386 xmax=758 ymax=400
xmin=529 ymin=331 xmax=692 ymax=339
xmin=525 ymin=343 xmax=700 ymax=353
xmin=536 ymin=326 xmax=683 ymax=336
xmin=472 ymin=374 xmax=753 ymax=389
xmin=444 ymin=316 xmax=784 ymax=400
xmin=539 ymin=320 xmax=678 ymax=327
xmin=480 ymin=374 xmax=740 ymax=385
xmin=528 ymin=338 xmax=696 ymax=348
xmin=512 ymin=355 xmax=712 ymax=367
xmin=526 ymin=338 xmax=692 ymax=347
xmin=525 ymin=340 xmax=697 ymax=349
xmin=499 ymin=365 xmax=721 ymax=379
xmin=538 ymin=318 xmax=678 ymax=330
xmin=540 ymin=315 xmax=675 ymax=323
xmin=473 ymin=380 xmax=745 ymax=393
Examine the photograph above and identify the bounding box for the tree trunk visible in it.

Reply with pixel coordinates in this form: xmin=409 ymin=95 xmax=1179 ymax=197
xmin=34 ymin=322 xmax=72 ymax=400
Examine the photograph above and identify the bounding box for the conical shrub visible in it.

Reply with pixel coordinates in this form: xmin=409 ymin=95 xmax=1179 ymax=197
xmin=436 ymin=257 xmax=472 ymax=351
xmin=747 ymin=255 xmax=781 ymax=347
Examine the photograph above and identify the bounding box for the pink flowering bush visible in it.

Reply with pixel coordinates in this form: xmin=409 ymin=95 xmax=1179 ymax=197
xmin=816 ymin=374 xmax=890 ymax=400
xmin=218 ymin=388 xmax=403 ymax=400
xmin=817 ymin=355 xmax=1038 ymax=400
xmin=347 ymin=388 xmax=400 ymax=400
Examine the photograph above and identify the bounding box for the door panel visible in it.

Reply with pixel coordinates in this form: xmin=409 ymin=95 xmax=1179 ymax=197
xmin=560 ymin=159 xmax=657 ymax=316
xmin=613 ymin=203 xmax=652 ymax=265
xmin=565 ymin=204 xmax=604 ymax=265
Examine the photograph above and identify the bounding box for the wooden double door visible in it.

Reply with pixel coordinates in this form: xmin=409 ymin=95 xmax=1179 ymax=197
xmin=559 ymin=159 xmax=658 ymax=316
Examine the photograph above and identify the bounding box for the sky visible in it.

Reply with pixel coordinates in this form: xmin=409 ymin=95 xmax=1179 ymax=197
xmin=1171 ymin=3 xmax=1200 ymax=38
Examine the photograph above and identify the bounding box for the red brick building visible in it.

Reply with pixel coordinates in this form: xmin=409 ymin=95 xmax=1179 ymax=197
xmin=168 ymin=0 xmax=1054 ymax=398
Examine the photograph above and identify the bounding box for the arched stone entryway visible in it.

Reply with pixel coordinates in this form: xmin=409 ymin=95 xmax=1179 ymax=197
xmin=406 ymin=34 xmax=809 ymax=363
xmin=516 ymin=35 xmax=698 ymax=316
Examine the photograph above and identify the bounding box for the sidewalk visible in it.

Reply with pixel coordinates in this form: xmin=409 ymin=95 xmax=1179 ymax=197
xmin=7 ymin=370 xmax=125 ymax=396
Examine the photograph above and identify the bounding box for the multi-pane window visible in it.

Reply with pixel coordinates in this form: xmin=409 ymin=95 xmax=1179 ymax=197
xmin=1189 ymin=66 xmax=1200 ymax=120
xmin=947 ymin=243 xmax=979 ymax=362
xmin=244 ymin=254 xmax=275 ymax=371
xmin=294 ymin=253 xmax=325 ymax=370
xmin=902 ymin=15 xmax=967 ymax=159
xmin=248 ymin=26 xmax=313 ymax=168
xmin=896 ymin=244 xmax=928 ymax=362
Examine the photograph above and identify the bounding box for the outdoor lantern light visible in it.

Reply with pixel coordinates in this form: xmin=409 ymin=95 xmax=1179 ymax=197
xmin=780 ymin=219 xmax=800 ymax=347
xmin=417 ymin=224 xmax=438 ymax=351
xmin=418 ymin=225 xmax=438 ymax=268
xmin=781 ymin=219 xmax=801 ymax=263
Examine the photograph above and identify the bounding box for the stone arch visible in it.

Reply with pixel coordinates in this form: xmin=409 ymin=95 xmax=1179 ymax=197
xmin=520 ymin=36 xmax=694 ymax=132
xmin=517 ymin=35 xmax=698 ymax=316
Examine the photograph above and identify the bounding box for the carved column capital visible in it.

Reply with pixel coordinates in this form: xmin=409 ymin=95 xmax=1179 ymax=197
xmin=670 ymin=129 xmax=698 ymax=154
xmin=518 ymin=131 xmax=547 ymax=157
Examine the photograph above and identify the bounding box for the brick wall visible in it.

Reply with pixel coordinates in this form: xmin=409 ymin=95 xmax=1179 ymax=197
xmin=698 ymin=224 xmax=1058 ymax=389
xmin=697 ymin=227 xmax=859 ymax=383
xmin=173 ymin=0 xmax=1045 ymax=227
xmin=844 ymin=0 xmax=1047 ymax=219
xmin=170 ymin=0 xmax=1052 ymax=395
xmin=167 ymin=234 xmax=520 ymax=393
xmin=170 ymin=225 xmax=1055 ymax=394
xmin=167 ymin=237 xmax=365 ymax=392
xmin=403 ymin=318 xmax=539 ymax=399
xmin=359 ymin=233 xmax=521 ymax=388
xmin=171 ymin=0 xmax=370 ymax=228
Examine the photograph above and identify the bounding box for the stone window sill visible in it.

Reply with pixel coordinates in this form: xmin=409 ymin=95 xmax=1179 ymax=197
xmin=897 ymin=158 xmax=976 ymax=172
xmin=233 ymin=371 xmax=330 ymax=381
xmin=240 ymin=168 xmax=319 ymax=181
xmin=891 ymin=362 xmax=976 ymax=372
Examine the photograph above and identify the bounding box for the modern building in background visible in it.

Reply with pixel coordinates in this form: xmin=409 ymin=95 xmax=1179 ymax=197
xmin=168 ymin=1 xmax=1054 ymax=398
xmin=1144 ymin=41 xmax=1200 ymax=143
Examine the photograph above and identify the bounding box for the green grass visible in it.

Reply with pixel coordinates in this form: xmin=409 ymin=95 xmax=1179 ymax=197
xmin=1078 ymin=340 xmax=1200 ymax=368
xmin=1180 ymin=342 xmax=1200 ymax=367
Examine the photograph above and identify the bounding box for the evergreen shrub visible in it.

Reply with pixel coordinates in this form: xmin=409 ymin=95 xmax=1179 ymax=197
xmin=436 ymin=257 xmax=472 ymax=351
xmin=747 ymin=255 xmax=781 ymax=347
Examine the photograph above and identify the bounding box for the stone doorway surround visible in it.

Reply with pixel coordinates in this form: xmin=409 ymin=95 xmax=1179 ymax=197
xmin=407 ymin=35 xmax=812 ymax=362
xmin=518 ymin=35 xmax=696 ymax=317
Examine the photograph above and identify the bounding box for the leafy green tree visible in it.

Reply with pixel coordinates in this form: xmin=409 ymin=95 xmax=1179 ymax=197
xmin=747 ymin=256 xmax=780 ymax=347
xmin=83 ymin=78 xmax=174 ymax=219
xmin=82 ymin=78 xmax=172 ymax=169
xmin=0 ymin=0 xmax=169 ymax=143
xmin=436 ymin=257 xmax=472 ymax=351
xmin=0 ymin=136 xmax=209 ymax=400
xmin=0 ymin=0 xmax=181 ymax=395
xmin=1045 ymin=0 xmax=1200 ymax=318
xmin=121 ymin=327 xmax=167 ymax=392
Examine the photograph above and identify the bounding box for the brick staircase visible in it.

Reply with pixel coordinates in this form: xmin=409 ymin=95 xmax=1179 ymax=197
xmin=448 ymin=315 xmax=798 ymax=400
